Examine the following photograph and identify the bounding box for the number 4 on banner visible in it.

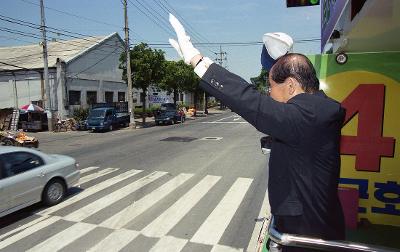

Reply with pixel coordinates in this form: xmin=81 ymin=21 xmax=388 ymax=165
xmin=340 ymin=84 xmax=395 ymax=172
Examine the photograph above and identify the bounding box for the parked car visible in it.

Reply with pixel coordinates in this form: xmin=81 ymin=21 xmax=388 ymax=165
xmin=154 ymin=103 xmax=185 ymax=125
xmin=86 ymin=102 xmax=130 ymax=131
xmin=0 ymin=147 xmax=80 ymax=218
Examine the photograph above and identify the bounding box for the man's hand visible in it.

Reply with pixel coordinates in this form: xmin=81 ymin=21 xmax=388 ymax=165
xmin=168 ymin=13 xmax=201 ymax=66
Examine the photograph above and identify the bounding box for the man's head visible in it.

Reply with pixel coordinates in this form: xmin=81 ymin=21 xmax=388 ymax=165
xmin=268 ymin=53 xmax=319 ymax=102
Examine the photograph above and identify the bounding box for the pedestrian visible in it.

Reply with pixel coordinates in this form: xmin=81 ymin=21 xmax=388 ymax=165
xmin=168 ymin=13 xmax=346 ymax=252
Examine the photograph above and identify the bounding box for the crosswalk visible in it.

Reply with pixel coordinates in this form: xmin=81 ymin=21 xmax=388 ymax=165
xmin=0 ymin=166 xmax=261 ymax=252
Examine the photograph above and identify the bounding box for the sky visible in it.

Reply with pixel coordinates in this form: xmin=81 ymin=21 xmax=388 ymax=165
xmin=0 ymin=0 xmax=321 ymax=81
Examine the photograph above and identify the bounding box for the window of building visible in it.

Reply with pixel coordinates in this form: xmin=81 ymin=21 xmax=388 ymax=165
xmin=118 ymin=92 xmax=125 ymax=102
xmin=105 ymin=92 xmax=114 ymax=103
xmin=69 ymin=91 xmax=81 ymax=105
xmin=87 ymin=91 xmax=97 ymax=105
xmin=0 ymin=152 xmax=44 ymax=179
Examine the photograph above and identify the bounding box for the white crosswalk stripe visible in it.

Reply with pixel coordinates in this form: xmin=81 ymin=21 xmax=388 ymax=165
xmin=27 ymin=222 xmax=96 ymax=252
xmin=141 ymin=175 xmax=221 ymax=238
xmin=87 ymin=229 xmax=139 ymax=252
xmin=78 ymin=167 xmax=118 ymax=184
xmin=80 ymin=166 xmax=100 ymax=174
xmin=0 ymin=216 xmax=61 ymax=250
xmin=149 ymin=235 xmax=188 ymax=252
xmin=0 ymin=167 xmax=257 ymax=252
xmin=100 ymin=173 xmax=194 ymax=229
xmin=191 ymin=178 xmax=253 ymax=245
xmin=37 ymin=169 xmax=143 ymax=216
xmin=63 ymin=171 xmax=167 ymax=222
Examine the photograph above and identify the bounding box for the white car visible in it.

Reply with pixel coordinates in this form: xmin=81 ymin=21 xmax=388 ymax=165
xmin=0 ymin=147 xmax=80 ymax=218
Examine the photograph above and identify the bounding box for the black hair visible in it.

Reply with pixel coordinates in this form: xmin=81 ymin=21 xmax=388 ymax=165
xmin=270 ymin=53 xmax=319 ymax=93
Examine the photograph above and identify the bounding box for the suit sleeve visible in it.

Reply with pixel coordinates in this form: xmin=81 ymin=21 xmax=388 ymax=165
xmin=200 ymin=63 xmax=299 ymax=143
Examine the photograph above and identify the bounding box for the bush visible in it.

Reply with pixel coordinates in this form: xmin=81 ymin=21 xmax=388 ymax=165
xmin=72 ymin=107 xmax=89 ymax=122
xmin=133 ymin=107 xmax=155 ymax=118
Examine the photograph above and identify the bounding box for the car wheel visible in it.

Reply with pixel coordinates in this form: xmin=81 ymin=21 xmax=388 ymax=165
xmin=109 ymin=124 xmax=113 ymax=131
xmin=170 ymin=120 xmax=175 ymax=125
xmin=42 ymin=179 xmax=66 ymax=206
xmin=3 ymin=139 xmax=13 ymax=146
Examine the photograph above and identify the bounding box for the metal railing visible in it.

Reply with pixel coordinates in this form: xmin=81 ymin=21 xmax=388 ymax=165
xmin=267 ymin=216 xmax=400 ymax=252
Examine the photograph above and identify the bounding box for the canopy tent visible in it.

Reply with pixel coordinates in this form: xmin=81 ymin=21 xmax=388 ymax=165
xmin=20 ymin=104 xmax=44 ymax=113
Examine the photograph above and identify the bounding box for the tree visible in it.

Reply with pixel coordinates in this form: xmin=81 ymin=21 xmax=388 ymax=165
xmin=119 ymin=43 xmax=165 ymax=124
xmin=250 ymin=68 xmax=269 ymax=95
xmin=159 ymin=60 xmax=199 ymax=105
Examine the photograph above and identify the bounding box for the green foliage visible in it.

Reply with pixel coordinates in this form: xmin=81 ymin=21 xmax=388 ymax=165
xmin=133 ymin=107 xmax=155 ymax=118
xmin=120 ymin=43 xmax=166 ymax=123
xmin=119 ymin=43 xmax=166 ymax=104
xmin=250 ymin=68 xmax=269 ymax=94
xmin=149 ymin=104 xmax=161 ymax=112
xmin=159 ymin=60 xmax=199 ymax=93
xmin=207 ymin=100 xmax=219 ymax=108
xmin=72 ymin=107 xmax=89 ymax=121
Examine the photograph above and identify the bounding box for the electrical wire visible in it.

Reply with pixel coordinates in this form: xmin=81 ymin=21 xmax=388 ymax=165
xmin=127 ymin=0 xmax=174 ymax=37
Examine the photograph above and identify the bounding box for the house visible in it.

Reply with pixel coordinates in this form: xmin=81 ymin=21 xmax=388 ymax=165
xmin=0 ymin=33 xmax=128 ymax=118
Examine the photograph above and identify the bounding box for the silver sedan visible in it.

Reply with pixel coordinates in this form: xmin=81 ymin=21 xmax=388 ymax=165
xmin=0 ymin=146 xmax=80 ymax=218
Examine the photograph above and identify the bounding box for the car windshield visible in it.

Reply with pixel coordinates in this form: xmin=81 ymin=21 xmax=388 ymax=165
xmin=160 ymin=103 xmax=176 ymax=110
xmin=88 ymin=109 xmax=105 ymax=118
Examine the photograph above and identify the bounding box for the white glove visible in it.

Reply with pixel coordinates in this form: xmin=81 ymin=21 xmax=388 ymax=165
xmin=263 ymin=32 xmax=293 ymax=60
xmin=168 ymin=13 xmax=200 ymax=65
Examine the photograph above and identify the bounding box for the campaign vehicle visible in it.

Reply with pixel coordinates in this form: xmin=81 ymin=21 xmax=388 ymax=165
xmin=86 ymin=102 xmax=130 ymax=131
xmin=0 ymin=147 xmax=80 ymax=218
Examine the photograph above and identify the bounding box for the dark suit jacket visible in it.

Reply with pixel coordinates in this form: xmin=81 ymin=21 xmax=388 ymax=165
xmin=200 ymin=63 xmax=345 ymax=239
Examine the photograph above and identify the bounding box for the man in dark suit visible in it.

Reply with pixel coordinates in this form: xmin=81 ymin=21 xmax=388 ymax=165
xmin=169 ymin=14 xmax=345 ymax=251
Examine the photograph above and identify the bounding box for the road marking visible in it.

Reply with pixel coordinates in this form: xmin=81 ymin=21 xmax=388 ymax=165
xmin=211 ymin=244 xmax=244 ymax=252
xmin=201 ymin=122 xmax=248 ymax=124
xmin=80 ymin=166 xmax=100 ymax=174
xmin=199 ymin=137 xmax=223 ymax=141
xmin=100 ymin=173 xmax=194 ymax=229
xmin=0 ymin=215 xmax=49 ymax=241
xmin=27 ymin=222 xmax=96 ymax=252
xmin=87 ymin=229 xmax=139 ymax=252
xmin=247 ymin=187 xmax=270 ymax=252
xmin=0 ymin=216 xmax=61 ymax=250
xmin=191 ymin=178 xmax=253 ymax=245
xmin=215 ymin=115 xmax=235 ymax=122
xmin=141 ymin=175 xmax=221 ymax=238
xmin=63 ymin=171 xmax=167 ymax=222
xmin=149 ymin=236 xmax=188 ymax=252
xmin=79 ymin=167 xmax=118 ymax=184
xmin=37 ymin=169 xmax=143 ymax=216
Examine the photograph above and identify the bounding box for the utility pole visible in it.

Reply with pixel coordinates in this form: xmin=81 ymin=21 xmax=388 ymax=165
xmin=214 ymin=46 xmax=227 ymax=109
xmin=214 ymin=45 xmax=227 ymax=67
xmin=40 ymin=0 xmax=53 ymax=131
xmin=124 ymin=0 xmax=135 ymax=128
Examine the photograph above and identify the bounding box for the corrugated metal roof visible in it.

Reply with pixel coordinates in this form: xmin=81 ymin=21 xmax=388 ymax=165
xmin=0 ymin=33 xmax=120 ymax=71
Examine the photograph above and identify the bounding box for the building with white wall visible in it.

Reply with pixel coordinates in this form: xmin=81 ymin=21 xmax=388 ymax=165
xmin=0 ymin=33 xmax=128 ymax=118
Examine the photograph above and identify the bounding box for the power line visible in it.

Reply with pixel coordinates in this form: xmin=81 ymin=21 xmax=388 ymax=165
xmin=0 ymin=14 xmax=125 ymax=51
xmin=158 ymin=0 xmax=214 ymax=49
xmin=127 ymin=0 xmax=174 ymax=37
xmin=19 ymin=0 xmax=121 ymax=29
xmin=67 ymin=47 xmax=120 ymax=78
xmin=16 ymin=0 xmax=146 ymax=42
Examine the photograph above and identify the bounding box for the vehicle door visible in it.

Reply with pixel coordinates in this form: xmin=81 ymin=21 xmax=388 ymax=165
xmin=105 ymin=109 xmax=113 ymax=124
xmin=0 ymin=151 xmax=46 ymax=211
xmin=0 ymin=157 xmax=12 ymax=214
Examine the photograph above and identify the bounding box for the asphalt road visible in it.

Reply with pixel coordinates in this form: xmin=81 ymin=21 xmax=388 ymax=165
xmin=0 ymin=110 xmax=271 ymax=252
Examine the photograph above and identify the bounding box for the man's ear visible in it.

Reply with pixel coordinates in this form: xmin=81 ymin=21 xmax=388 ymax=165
xmin=288 ymin=77 xmax=296 ymax=95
